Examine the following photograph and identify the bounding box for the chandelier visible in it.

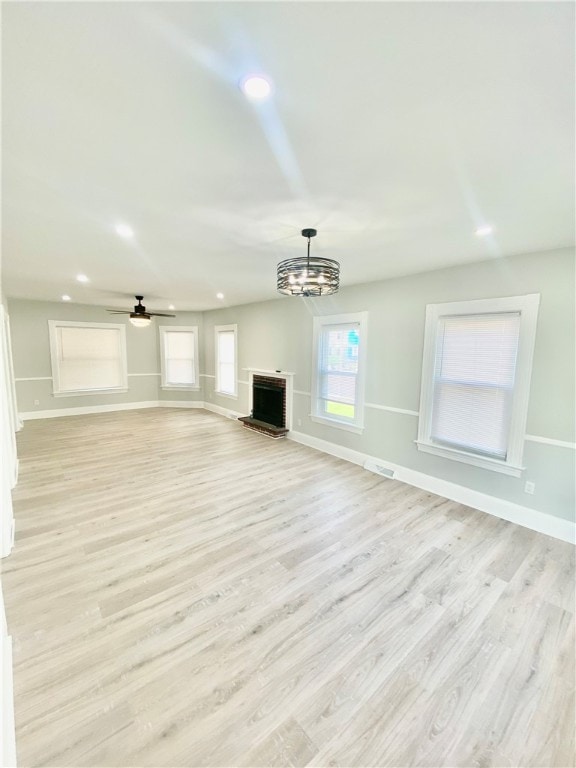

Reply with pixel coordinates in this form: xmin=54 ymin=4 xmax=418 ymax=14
xmin=277 ymin=229 xmax=340 ymax=296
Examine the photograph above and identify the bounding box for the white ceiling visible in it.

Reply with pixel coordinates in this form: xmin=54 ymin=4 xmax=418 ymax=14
xmin=2 ymin=1 xmax=574 ymax=312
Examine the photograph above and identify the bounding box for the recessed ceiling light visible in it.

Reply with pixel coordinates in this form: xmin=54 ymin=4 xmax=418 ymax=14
xmin=168 ymin=304 xmax=175 ymax=310
xmin=62 ymin=295 xmax=71 ymax=301
xmin=76 ymin=274 xmax=89 ymax=283
xmin=216 ymin=292 xmax=224 ymax=300
xmin=240 ymin=75 xmax=272 ymax=100
xmin=475 ymin=225 xmax=493 ymax=237
xmin=115 ymin=223 xmax=134 ymax=239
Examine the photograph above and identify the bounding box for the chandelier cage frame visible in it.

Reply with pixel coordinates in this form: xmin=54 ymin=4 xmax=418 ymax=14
xmin=277 ymin=228 xmax=340 ymax=297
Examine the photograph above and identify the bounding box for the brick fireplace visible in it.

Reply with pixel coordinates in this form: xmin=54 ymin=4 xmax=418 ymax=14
xmin=238 ymin=369 xmax=294 ymax=438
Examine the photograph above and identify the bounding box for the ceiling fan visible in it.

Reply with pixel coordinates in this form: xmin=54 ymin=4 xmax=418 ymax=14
xmin=107 ymin=295 xmax=175 ymax=327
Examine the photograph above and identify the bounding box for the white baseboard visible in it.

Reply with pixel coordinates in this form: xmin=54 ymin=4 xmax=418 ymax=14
xmin=288 ymin=430 xmax=575 ymax=545
xmin=19 ymin=400 xmax=209 ymax=420
xmin=203 ymin=402 xmax=244 ymax=420
xmin=157 ymin=401 xmax=204 ymax=409
xmin=20 ymin=400 xmax=162 ymax=420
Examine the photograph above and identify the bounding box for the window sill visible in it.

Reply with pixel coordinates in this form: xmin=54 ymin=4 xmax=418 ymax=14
xmin=53 ymin=388 xmax=128 ymax=398
xmin=415 ymin=440 xmax=524 ymax=477
xmin=161 ymin=385 xmax=200 ymax=391
xmin=215 ymin=391 xmax=238 ymax=400
xmin=311 ymin=415 xmax=364 ymax=435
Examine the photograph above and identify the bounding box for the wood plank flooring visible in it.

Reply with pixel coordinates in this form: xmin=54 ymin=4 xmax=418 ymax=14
xmin=2 ymin=408 xmax=574 ymax=767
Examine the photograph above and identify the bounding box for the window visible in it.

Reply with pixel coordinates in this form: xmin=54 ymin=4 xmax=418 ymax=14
xmin=48 ymin=321 xmax=127 ymax=396
xmin=215 ymin=324 xmax=237 ymax=396
xmin=312 ymin=312 xmax=367 ymax=432
xmin=159 ymin=326 xmax=199 ymax=389
xmin=417 ymin=294 xmax=540 ymax=476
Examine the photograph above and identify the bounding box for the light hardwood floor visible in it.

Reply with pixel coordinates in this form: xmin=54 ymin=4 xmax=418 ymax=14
xmin=3 ymin=408 xmax=574 ymax=768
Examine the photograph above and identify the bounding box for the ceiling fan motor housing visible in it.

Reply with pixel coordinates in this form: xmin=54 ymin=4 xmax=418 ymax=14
xmin=134 ymin=296 xmax=146 ymax=313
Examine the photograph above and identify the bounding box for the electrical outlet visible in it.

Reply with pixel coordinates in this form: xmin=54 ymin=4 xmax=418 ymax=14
xmin=34 ymin=399 xmax=40 ymax=406
xmin=524 ymin=481 xmax=535 ymax=495
xmin=297 ymin=418 xmax=302 ymax=427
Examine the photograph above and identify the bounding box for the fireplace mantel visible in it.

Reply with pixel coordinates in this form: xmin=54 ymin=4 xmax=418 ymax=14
xmin=243 ymin=368 xmax=295 ymax=376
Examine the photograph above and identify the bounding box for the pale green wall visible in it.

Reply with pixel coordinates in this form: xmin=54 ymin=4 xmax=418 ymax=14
xmin=202 ymin=248 xmax=575 ymax=522
xmin=7 ymin=248 xmax=575 ymax=522
xmin=7 ymin=300 xmax=204 ymax=410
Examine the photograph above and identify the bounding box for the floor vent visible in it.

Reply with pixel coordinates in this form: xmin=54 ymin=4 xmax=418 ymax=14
xmin=363 ymin=460 xmax=395 ymax=479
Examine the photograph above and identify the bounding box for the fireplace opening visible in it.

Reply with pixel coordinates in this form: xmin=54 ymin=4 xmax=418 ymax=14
xmin=252 ymin=382 xmax=285 ymax=428
xmin=238 ymin=373 xmax=289 ymax=438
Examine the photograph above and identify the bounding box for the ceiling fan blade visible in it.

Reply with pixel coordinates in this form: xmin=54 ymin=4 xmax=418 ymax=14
xmin=106 ymin=296 xmax=175 ymax=318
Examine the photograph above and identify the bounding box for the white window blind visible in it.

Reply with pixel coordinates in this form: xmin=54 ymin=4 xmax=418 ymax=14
xmin=161 ymin=329 xmax=197 ymax=387
xmin=49 ymin=322 xmax=127 ymax=395
xmin=417 ymin=294 xmax=540 ymax=477
xmin=431 ymin=313 xmax=521 ymax=459
xmin=216 ymin=327 xmax=236 ymax=395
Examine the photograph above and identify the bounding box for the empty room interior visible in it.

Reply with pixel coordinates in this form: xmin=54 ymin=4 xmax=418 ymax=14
xmin=1 ymin=2 xmax=575 ymax=767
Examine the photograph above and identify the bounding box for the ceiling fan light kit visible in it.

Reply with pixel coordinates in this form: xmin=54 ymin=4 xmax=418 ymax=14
xmin=129 ymin=315 xmax=152 ymax=328
xmin=106 ymin=296 xmax=175 ymax=327
xmin=277 ymin=229 xmax=340 ymax=297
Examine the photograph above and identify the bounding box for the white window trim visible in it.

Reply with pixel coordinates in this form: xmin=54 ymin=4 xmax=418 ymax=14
xmin=49 ymin=320 xmax=128 ymax=397
xmin=159 ymin=326 xmax=200 ymax=391
xmin=416 ymin=294 xmax=540 ymax=477
xmin=215 ymin=324 xmax=238 ymax=398
xmin=311 ymin=312 xmax=368 ymax=433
